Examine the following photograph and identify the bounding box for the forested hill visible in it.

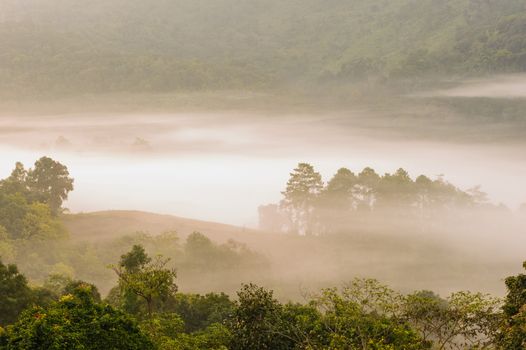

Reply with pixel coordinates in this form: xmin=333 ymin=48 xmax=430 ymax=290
xmin=1 ymin=0 xmax=526 ymax=95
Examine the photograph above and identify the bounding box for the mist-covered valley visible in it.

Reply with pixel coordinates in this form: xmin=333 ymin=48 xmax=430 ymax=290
xmin=1 ymin=77 xmax=525 ymax=297
xmin=1 ymin=1 xmax=526 ymax=349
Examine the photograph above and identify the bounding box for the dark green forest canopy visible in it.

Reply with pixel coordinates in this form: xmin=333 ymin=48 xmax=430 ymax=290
xmin=1 ymin=0 xmax=526 ymax=96
xmin=1 ymin=255 xmax=525 ymax=349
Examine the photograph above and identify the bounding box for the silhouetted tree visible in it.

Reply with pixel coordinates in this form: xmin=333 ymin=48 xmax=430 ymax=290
xmin=280 ymin=163 xmax=323 ymax=235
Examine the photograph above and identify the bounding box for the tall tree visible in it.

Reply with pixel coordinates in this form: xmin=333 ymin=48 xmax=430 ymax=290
xmin=355 ymin=167 xmax=381 ymax=211
xmin=26 ymin=157 xmax=74 ymax=216
xmin=323 ymin=167 xmax=357 ymax=210
xmin=280 ymin=163 xmax=323 ymax=235
xmin=377 ymin=168 xmax=416 ymax=210
xmin=317 ymin=168 xmax=357 ymax=233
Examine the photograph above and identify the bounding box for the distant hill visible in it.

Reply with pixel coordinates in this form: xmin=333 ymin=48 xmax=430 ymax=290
xmin=1 ymin=0 xmax=526 ymax=96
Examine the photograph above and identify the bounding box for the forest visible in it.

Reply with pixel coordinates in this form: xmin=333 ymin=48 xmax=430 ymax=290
xmin=0 ymin=157 xmax=524 ymax=349
xmin=1 ymin=0 xmax=526 ymax=96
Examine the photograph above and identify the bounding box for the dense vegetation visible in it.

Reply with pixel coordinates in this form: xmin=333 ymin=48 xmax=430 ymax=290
xmin=0 ymin=248 xmax=524 ymax=349
xmin=1 ymin=0 xmax=526 ymax=96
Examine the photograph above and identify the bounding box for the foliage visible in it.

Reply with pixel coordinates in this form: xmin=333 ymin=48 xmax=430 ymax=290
xmin=0 ymin=158 xmax=72 ymax=240
xmin=3 ymin=0 xmax=526 ymax=96
xmin=1 ymin=285 xmax=154 ymax=350
xmin=229 ymin=283 xmax=293 ymax=350
xmin=498 ymin=261 xmax=526 ymax=349
xmin=0 ymin=259 xmax=32 ymax=326
xmin=271 ymin=163 xmax=490 ymax=235
xmin=25 ymin=157 xmax=74 ymax=216
xmin=183 ymin=232 xmax=266 ymax=275
xmin=311 ymin=279 xmax=429 ymax=350
xmin=280 ymin=163 xmax=323 ymax=235
xmin=403 ymin=290 xmax=502 ymax=349
xmin=167 ymin=292 xmax=234 ymax=333
xmin=142 ymin=314 xmax=231 ymax=350
xmin=112 ymin=245 xmax=178 ymax=318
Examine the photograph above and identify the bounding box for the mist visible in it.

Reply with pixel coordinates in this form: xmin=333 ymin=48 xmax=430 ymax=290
xmin=1 ymin=2 xmax=526 ymax=348
xmin=1 ymin=95 xmax=525 ymax=226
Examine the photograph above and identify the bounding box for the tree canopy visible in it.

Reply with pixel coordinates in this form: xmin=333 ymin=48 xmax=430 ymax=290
xmin=2 ymin=0 xmax=526 ymax=96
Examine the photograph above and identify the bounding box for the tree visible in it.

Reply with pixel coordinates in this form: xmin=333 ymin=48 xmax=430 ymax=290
xmin=0 ymin=159 xmax=70 ymax=240
xmin=44 ymin=274 xmax=101 ymax=302
xmin=318 ymin=168 xmax=358 ymax=233
xmin=312 ymin=279 xmax=428 ymax=350
xmin=229 ymin=284 xmax=291 ymax=350
xmin=168 ymin=292 xmax=234 ymax=332
xmin=26 ymin=157 xmax=74 ymax=216
xmin=403 ymin=290 xmax=501 ymax=349
xmin=0 ymin=163 xmax=28 ymax=196
xmin=280 ymin=163 xmax=323 ymax=235
xmin=499 ymin=261 xmax=526 ymax=348
xmin=1 ymin=285 xmax=154 ymax=350
xmin=0 ymin=260 xmax=33 ymax=326
xmin=355 ymin=167 xmax=381 ymax=211
xmin=323 ymin=168 xmax=357 ymax=210
xmin=376 ymin=168 xmax=416 ymax=210
xmin=112 ymin=245 xmax=178 ymax=318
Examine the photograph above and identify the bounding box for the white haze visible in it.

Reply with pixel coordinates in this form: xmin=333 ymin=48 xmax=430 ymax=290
xmin=1 ymin=100 xmax=525 ymax=227
xmin=423 ymin=73 xmax=526 ymax=98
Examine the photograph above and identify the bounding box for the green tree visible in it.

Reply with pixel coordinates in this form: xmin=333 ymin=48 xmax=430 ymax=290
xmin=403 ymin=290 xmax=501 ymax=349
xmin=280 ymin=163 xmax=323 ymax=235
xmin=2 ymin=285 xmax=154 ymax=350
xmin=229 ymin=283 xmax=292 ymax=350
xmin=499 ymin=261 xmax=526 ymax=349
xmin=309 ymin=279 xmax=429 ymax=350
xmin=112 ymin=245 xmax=178 ymax=318
xmin=0 ymin=260 xmax=33 ymax=326
xmin=168 ymin=292 xmax=234 ymax=332
xmin=26 ymin=157 xmax=74 ymax=216
xmin=0 ymin=163 xmax=29 ymax=197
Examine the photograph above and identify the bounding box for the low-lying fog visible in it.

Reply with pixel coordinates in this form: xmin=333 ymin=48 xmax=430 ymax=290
xmin=1 ymin=77 xmax=526 ymax=227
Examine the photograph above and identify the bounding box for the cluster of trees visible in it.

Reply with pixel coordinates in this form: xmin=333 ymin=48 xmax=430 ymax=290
xmin=1 ymin=0 xmax=526 ymax=96
xmin=0 ymin=157 xmax=73 ymax=241
xmin=260 ymin=163 xmax=491 ymax=235
xmin=3 ymin=228 xmax=267 ymax=297
xmin=1 ymin=249 xmax=525 ymax=349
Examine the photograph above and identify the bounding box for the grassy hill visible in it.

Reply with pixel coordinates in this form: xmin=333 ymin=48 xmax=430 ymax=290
xmin=62 ymin=210 xmax=525 ymax=298
xmin=1 ymin=0 xmax=526 ymax=96
xmin=62 ymin=210 xmax=257 ymax=243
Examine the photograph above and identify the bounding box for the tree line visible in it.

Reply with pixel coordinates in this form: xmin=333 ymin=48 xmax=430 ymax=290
xmin=259 ymin=163 xmax=498 ymax=235
xmin=0 ymin=248 xmax=525 ymax=349
xmin=2 ymin=0 xmax=526 ymax=96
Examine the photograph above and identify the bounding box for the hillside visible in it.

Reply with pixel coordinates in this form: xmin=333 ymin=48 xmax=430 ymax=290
xmin=1 ymin=0 xmax=526 ymax=96
xmin=62 ymin=210 xmax=260 ymax=243
xmin=61 ymin=210 xmax=525 ymax=297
